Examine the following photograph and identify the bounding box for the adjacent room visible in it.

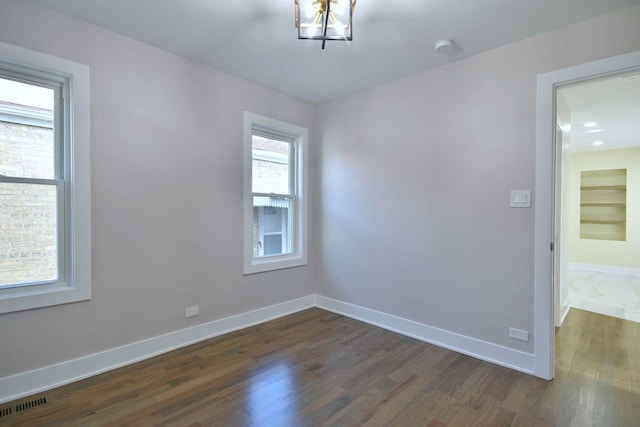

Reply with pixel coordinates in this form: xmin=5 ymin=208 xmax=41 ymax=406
xmin=555 ymin=72 xmax=640 ymax=325
xmin=1 ymin=0 xmax=640 ymax=425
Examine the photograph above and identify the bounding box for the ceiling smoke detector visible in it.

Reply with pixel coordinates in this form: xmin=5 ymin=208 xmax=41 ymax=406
xmin=434 ymin=39 xmax=454 ymax=53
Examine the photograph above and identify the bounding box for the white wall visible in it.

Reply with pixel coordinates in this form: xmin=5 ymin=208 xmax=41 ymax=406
xmin=0 ymin=0 xmax=317 ymax=378
xmin=569 ymin=147 xmax=640 ymax=268
xmin=317 ymin=6 xmax=640 ymax=353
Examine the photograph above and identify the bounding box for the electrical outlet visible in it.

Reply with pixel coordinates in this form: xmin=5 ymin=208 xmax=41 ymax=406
xmin=184 ymin=306 xmax=199 ymax=318
xmin=509 ymin=327 xmax=529 ymax=342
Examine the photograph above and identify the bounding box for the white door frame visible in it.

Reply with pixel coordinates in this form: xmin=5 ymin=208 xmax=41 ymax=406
xmin=534 ymin=50 xmax=640 ymax=380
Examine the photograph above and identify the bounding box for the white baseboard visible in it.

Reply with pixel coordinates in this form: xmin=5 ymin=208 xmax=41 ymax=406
xmin=569 ymin=262 xmax=640 ymax=276
xmin=0 ymin=295 xmax=315 ymax=404
xmin=315 ymin=295 xmax=535 ymax=375
xmin=559 ymin=300 xmax=571 ymax=326
xmin=1 ymin=293 xmax=538 ymax=405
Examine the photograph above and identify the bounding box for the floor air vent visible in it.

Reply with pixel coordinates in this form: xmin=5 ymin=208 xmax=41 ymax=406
xmin=0 ymin=396 xmax=48 ymax=418
xmin=16 ymin=396 xmax=48 ymax=412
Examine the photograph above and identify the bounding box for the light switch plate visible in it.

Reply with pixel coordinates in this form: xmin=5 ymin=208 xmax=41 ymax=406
xmin=510 ymin=190 xmax=531 ymax=208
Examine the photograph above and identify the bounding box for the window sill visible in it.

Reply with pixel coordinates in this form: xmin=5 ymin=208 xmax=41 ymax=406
xmin=244 ymin=254 xmax=308 ymax=275
xmin=0 ymin=284 xmax=91 ymax=314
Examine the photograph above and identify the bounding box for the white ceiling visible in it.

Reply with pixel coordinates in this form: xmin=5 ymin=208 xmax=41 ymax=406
xmin=26 ymin=0 xmax=640 ymax=104
xmin=559 ymin=70 xmax=640 ymax=153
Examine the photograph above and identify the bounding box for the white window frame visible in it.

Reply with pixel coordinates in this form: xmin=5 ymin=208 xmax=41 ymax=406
xmin=0 ymin=41 xmax=91 ymax=314
xmin=243 ymin=112 xmax=308 ymax=274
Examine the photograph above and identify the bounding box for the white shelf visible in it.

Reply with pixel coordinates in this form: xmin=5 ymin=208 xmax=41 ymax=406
xmin=580 ymin=169 xmax=627 ymax=241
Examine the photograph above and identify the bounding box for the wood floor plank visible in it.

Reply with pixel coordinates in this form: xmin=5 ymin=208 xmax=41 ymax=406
xmin=2 ymin=307 xmax=639 ymax=426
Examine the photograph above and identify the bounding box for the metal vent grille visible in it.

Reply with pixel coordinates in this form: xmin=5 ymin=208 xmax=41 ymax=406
xmin=0 ymin=396 xmax=48 ymax=418
xmin=0 ymin=406 xmax=12 ymax=417
xmin=16 ymin=396 xmax=48 ymax=412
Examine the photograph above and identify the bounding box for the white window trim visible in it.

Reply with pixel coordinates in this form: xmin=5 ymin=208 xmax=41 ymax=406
xmin=0 ymin=41 xmax=91 ymax=314
xmin=243 ymin=112 xmax=308 ymax=274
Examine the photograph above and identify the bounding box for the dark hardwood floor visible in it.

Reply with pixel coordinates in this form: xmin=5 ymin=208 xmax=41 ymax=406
xmin=1 ymin=307 xmax=639 ymax=426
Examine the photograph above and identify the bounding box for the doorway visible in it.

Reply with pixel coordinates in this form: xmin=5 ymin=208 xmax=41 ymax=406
xmin=555 ymin=74 xmax=640 ymax=326
xmin=534 ymin=50 xmax=640 ymax=380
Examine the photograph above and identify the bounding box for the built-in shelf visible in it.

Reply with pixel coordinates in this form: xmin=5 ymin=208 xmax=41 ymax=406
xmin=580 ymin=202 xmax=626 ymax=207
xmin=580 ymin=169 xmax=627 ymax=241
xmin=580 ymin=220 xmax=626 ymax=225
xmin=580 ymin=185 xmax=627 ymax=191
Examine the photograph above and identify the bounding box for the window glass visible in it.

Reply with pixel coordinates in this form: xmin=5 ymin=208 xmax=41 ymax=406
xmin=0 ymin=182 xmax=58 ymax=287
xmin=252 ymin=136 xmax=290 ymax=194
xmin=251 ymin=135 xmax=294 ymax=259
xmin=0 ymin=76 xmax=59 ymax=289
xmin=264 ymin=234 xmax=282 ymax=256
xmin=0 ymin=77 xmax=55 ymax=179
xmin=262 ymin=207 xmax=284 ymax=233
xmin=256 ymin=205 xmax=290 ymax=257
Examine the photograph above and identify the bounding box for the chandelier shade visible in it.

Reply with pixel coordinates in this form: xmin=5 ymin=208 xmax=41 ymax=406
xmin=295 ymin=0 xmax=355 ymax=48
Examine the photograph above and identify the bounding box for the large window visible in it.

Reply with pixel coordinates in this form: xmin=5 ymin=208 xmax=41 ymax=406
xmin=0 ymin=41 xmax=90 ymax=313
xmin=243 ymin=112 xmax=308 ymax=274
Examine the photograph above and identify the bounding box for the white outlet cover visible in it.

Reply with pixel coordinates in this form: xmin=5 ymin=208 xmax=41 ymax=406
xmin=509 ymin=327 xmax=529 ymax=342
xmin=184 ymin=306 xmax=199 ymax=318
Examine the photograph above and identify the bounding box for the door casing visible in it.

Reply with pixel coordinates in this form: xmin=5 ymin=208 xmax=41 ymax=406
xmin=534 ymin=50 xmax=640 ymax=380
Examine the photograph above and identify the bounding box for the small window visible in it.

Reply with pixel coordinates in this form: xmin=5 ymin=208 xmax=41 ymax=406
xmin=0 ymin=41 xmax=90 ymax=313
xmin=244 ymin=112 xmax=308 ymax=274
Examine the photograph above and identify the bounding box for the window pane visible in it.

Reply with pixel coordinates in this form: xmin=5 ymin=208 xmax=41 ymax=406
xmin=262 ymin=206 xmax=283 ymax=233
xmin=252 ymin=135 xmax=290 ymax=194
xmin=263 ymin=235 xmax=282 ymax=256
xmin=253 ymin=196 xmax=291 ymax=257
xmin=0 ymin=77 xmax=55 ymax=179
xmin=0 ymin=182 xmax=58 ymax=287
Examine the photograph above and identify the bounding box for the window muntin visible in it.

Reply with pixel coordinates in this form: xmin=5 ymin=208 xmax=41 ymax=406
xmin=0 ymin=41 xmax=91 ymax=314
xmin=243 ymin=112 xmax=308 ymax=274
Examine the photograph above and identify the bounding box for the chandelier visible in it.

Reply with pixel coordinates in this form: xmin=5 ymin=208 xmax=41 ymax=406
xmin=295 ymin=0 xmax=356 ymax=49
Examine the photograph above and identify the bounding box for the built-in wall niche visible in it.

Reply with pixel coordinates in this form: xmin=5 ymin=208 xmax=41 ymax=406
xmin=580 ymin=168 xmax=627 ymax=241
